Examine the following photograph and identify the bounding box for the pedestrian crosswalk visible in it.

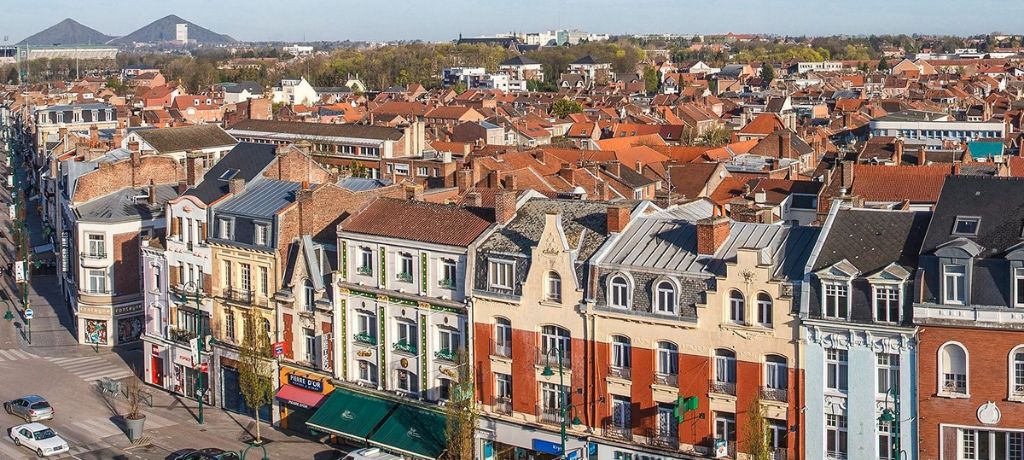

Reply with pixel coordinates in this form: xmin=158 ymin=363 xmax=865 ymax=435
xmin=0 ymin=412 xmax=180 ymax=459
xmin=0 ymin=348 xmax=38 ymax=362
xmin=44 ymin=355 xmax=135 ymax=383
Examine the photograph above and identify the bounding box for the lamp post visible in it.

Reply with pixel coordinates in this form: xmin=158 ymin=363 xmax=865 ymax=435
xmin=877 ymin=384 xmax=901 ymax=460
xmin=540 ymin=347 xmax=581 ymax=459
xmin=174 ymin=281 xmax=206 ymax=425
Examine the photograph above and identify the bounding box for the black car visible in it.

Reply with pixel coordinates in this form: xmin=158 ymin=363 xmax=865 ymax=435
xmin=168 ymin=448 xmax=240 ymax=460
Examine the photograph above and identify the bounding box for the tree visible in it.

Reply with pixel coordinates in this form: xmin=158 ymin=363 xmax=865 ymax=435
xmin=551 ymin=98 xmax=583 ymax=118
xmin=452 ymin=82 xmax=467 ymax=95
xmin=877 ymin=56 xmax=891 ymax=72
xmin=643 ymin=66 xmax=660 ymax=94
xmin=702 ymin=125 xmax=731 ymax=147
xmin=239 ymin=309 xmax=274 ymax=444
xmin=744 ymin=396 xmax=772 ymax=460
xmin=443 ymin=350 xmax=477 ymax=459
xmin=759 ymin=62 xmax=775 ymax=87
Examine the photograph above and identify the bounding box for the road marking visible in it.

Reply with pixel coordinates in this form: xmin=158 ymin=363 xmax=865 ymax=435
xmin=45 ymin=356 xmax=136 ymax=383
xmin=0 ymin=348 xmax=36 ymax=361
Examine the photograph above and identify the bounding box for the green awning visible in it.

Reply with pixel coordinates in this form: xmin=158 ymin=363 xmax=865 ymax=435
xmin=306 ymin=388 xmax=397 ymax=442
xmin=367 ymin=403 xmax=448 ymax=459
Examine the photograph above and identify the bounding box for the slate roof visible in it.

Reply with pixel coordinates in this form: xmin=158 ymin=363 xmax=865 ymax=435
xmin=187 ymin=142 xmax=277 ymax=204
xmin=479 ymin=199 xmax=611 ymax=260
xmin=135 ymin=125 xmax=237 ymax=153
xmin=337 ymin=177 xmax=393 ymax=192
xmin=215 ymin=179 xmax=300 ymax=218
xmin=229 ymin=119 xmax=404 ymax=141
xmin=340 ymin=198 xmax=493 ymax=247
xmin=920 ymin=175 xmax=1024 ymax=255
xmin=500 ymin=55 xmax=540 ymax=66
xmin=571 ymin=55 xmax=604 ymax=65
xmin=76 ymin=184 xmax=179 ymax=222
xmin=813 ymin=208 xmax=930 ymax=274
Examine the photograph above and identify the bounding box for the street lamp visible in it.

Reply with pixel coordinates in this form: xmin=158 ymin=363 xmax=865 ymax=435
xmin=540 ymin=347 xmax=581 ymax=459
xmin=173 ymin=281 xmax=207 ymax=425
xmin=877 ymin=384 xmax=901 ymax=460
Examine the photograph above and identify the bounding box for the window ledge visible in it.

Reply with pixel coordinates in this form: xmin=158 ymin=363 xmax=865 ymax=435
xmin=1007 ymin=395 xmax=1024 ymax=403
xmin=936 ymin=392 xmax=970 ymax=399
xmin=539 ymin=300 xmax=562 ymax=308
xmin=824 ymin=390 xmax=848 ymax=398
xmin=720 ymin=323 xmax=774 ymax=334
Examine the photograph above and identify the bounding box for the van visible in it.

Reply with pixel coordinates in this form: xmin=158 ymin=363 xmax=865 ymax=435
xmin=341 ymin=447 xmax=403 ymax=460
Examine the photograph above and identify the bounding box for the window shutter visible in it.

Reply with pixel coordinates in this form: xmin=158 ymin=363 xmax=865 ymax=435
xmin=171 ymin=217 xmax=180 ymax=237
xmin=199 ymin=222 xmax=207 ymax=242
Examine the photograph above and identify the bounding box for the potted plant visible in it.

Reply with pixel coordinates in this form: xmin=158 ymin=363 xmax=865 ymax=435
xmin=123 ymin=377 xmax=146 ymax=441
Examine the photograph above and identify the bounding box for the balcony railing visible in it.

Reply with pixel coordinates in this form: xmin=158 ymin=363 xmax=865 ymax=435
xmin=654 ymin=372 xmax=678 ymax=387
xmin=603 ymin=421 xmax=633 ymax=441
xmin=434 ymin=348 xmax=457 ymax=362
xmin=761 ymin=386 xmax=788 ymax=403
xmin=536 ymin=405 xmax=560 ymax=425
xmin=356 ymin=266 xmax=372 ymax=276
xmin=393 ymin=340 xmax=418 ymax=354
xmin=826 ymin=450 xmax=847 ymax=460
xmin=489 ymin=340 xmax=511 ymax=358
xmin=353 ymin=332 xmax=377 ymax=346
xmin=709 ymin=379 xmax=737 ymax=396
xmin=395 ymin=272 xmax=413 ymax=283
xmin=222 ymin=288 xmax=268 ymax=307
xmin=646 ymin=428 xmax=679 ymax=449
xmin=438 ymin=278 xmax=456 ymax=289
xmin=80 ymin=250 xmax=107 ymax=259
xmin=608 ymin=365 xmax=632 ymax=380
xmin=168 ymin=327 xmax=197 ymax=344
xmin=536 ymin=349 xmax=571 ymax=369
xmin=772 ymin=448 xmax=789 ymax=460
xmin=941 ymin=374 xmax=967 ymax=395
xmin=493 ymin=397 xmax=512 ymax=415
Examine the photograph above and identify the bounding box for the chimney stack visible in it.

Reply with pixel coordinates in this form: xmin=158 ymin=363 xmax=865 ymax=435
xmin=186 ymin=152 xmax=204 ymax=186
xmin=917 ymin=147 xmax=927 ymax=166
xmin=779 ymin=130 xmax=793 ymax=158
xmin=177 ymin=180 xmax=188 ymax=195
xmin=229 ymin=177 xmax=246 ymax=194
xmin=894 ymin=138 xmax=904 ymax=166
xmin=607 ymin=160 xmax=622 ymax=177
xmin=457 ymin=169 xmax=473 ymax=193
xmin=606 ymin=205 xmax=630 ymax=233
xmin=696 ymin=206 xmax=731 ymax=256
xmin=466 ymin=191 xmax=482 ymax=207
xmin=128 ymin=140 xmax=140 ymax=153
xmin=89 ymin=125 xmax=99 ymax=145
xmin=405 ymin=183 xmax=424 ymax=201
xmin=494 ymin=190 xmax=516 ymax=225
xmin=147 ymin=180 xmax=156 ymax=205
xmin=558 ymin=163 xmax=577 ymax=185
xmin=840 ymin=160 xmax=855 ymax=189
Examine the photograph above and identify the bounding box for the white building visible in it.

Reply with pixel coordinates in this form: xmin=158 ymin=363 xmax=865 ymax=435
xmin=284 ymin=45 xmax=314 ymax=57
xmin=176 ymin=24 xmax=189 ymax=44
xmin=271 ymin=77 xmax=319 ymax=105
xmin=869 ymin=110 xmax=1005 ymax=148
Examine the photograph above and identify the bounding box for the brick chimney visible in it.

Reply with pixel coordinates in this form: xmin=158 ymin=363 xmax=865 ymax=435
xmin=177 ymin=180 xmax=188 ymax=195
xmin=457 ymin=169 xmax=473 ymax=193
xmin=229 ymin=177 xmax=246 ymax=194
xmin=917 ymin=147 xmax=927 ymax=166
xmin=186 ymin=152 xmax=204 ymax=186
xmin=128 ymin=140 xmax=140 ymax=153
xmin=503 ymin=174 xmax=519 ymax=191
xmin=466 ymin=192 xmax=482 ymax=207
xmin=696 ymin=206 xmax=731 ymax=256
xmin=275 ymin=144 xmax=291 ymax=157
xmin=558 ymin=163 xmax=576 ymax=185
xmin=894 ymin=138 xmax=904 ymax=166
xmin=88 ymin=125 xmax=99 ymax=146
xmin=130 ymin=149 xmax=141 ymax=167
xmin=494 ymin=190 xmax=516 ymax=225
xmin=607 ymin=160 xmax=622 ymax=177
xmin=779 ymin=130 xmax=793 ymax=158
xmin=606 ymin=205 xmax=630 ymax=233
xmin=405 ymin=183 xmax=424 ymax=201
xmin=840 ymin=160 xmax=855 ymax=190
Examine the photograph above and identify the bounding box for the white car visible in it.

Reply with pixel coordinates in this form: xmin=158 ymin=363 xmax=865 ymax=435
xmin=8 ymin=423 xmax=70 ymax=457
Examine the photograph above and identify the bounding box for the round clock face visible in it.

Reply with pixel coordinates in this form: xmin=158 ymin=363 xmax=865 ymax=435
xmin=977 ymin=402 xmax=1001 ymax=425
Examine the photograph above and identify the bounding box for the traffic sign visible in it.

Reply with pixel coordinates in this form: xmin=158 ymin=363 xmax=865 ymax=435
xmin=24 ymin=308 xmax=32 ymax=320
xmin=273 ymin=341 xmax=286 ymax=357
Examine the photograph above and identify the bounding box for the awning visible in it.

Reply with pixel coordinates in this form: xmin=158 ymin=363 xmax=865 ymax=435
xmin=367 ymin=403 xmax=447 ymax=459
xmin=275 ymin=384 xmax=327 ymax=410
xmin=305 ymin=387 xmax=396 ymax=442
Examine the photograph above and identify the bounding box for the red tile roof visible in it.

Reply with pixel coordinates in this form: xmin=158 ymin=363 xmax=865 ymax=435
xmin=738 ymin=113 xmax=786 ymax=135
xmin=340 ymin=198 xmax=493 ymax=247
xmin=852 ymin=164 xmax=950 ymax=203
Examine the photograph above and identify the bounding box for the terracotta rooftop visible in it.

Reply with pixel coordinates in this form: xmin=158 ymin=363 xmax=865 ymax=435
xmin=340 ymin=197 xmax=493 ymax=247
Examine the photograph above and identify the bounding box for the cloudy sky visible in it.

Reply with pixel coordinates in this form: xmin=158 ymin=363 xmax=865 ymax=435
xmin=1 ymin=0 xmax=1021 ymax=43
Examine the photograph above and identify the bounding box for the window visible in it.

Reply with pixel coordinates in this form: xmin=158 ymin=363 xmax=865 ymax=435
xmin=304 ymin=328 xmax=316 ymax=363
xmin=1014 ymin=268 xmax=1024 ymax=307
xmin=1013 ymin=348 xmax=1024 ymax=398
xmin=438 ymin=378 xmax=452 ymax=401
xmin=397 ymin=253 xmax=414 ymax=282
xmin=961 ymin=429 xmax=977 ymax=460
xmin=440 ymin=259 xmax=457 ymax=288
xmin=222 ymin=261 xmax=232 ymax=288
xmin=877 ymin=353 xmax=900 ymax=396
xmin=657 ymin=341 xmax=678 ymax=376
xmin=394 ymin=163 xmax=410 ymax=175
xmin=488 ymin=259 xmax=514 ymax=290
xmin=952 ymin=216 xmax=980 ymax=236
xmin=546 ymin=272 xmax=562 ymax=303
xmin=359 ymin=248 xmax=373 ymax=275
xmin=86 ymin=233 xmax=105 ymax=257
xmin=939 ymin=342 xmax=968 ymax=395
xmin=218 ymin=218 xmax=232 ymax=239
xmin=728 ymin=290 xmax=745 ymax=323
xmin=356 ymin=311 xmax=376 ymax=338
xmin=303 ymin=280 xmax=315 ymax=312
xmin=609 ymin=275 xmax=629 ymax=308
xmin=826 ymin=414 xmax=848 ymax=459
xmin=240 ymin=263 xmax=251 ymax=293
xmin=714 ymin=412 xmax=736 ymax=442
xmin=437 ymin=328 xmax=460 ymax=356
xmin=823 ymin=282 xmax=849 ymax=319
xmin=877 ymin=420 xmax=892 ymax=460
xmin=874 ymin=285 xmax=901 ymax=323
xmin=768 ymin=419 xmax=788 ymax=451
xmin=714 ymin=349 xmax=737 ymax=384
xmin=656 ymin=404 xmax=678 ymax=440
xmin=611 ymin=395 xmax=631 ymax=430
xmin=540 ymin=325 xmax=570 ymax=362
xmin=756 ymin=293 xmax=772 ymax=326
xmin=611 ymin=335 xmax=631 ymax=371
xmin=224 ymin=311 xmax=235 ymax=341
xmin=417 ymin=167 xmax=429 ymax=177
xmin=259 ymin=266 xmax=268 ymax=296
xmin=396 ymin=321 xmax=417 ymax=351
xmin=495 ymin=373 xmax=512 ymax=401
xmin=655 ymin=281 xmax=677 ymax=314
xmin=826 ymin=348 xmax=848 ymax=392
xmin=87 ymin=269 xmax=107 ymax=293
xmin=254 ymin=223 xmax=269 ymax=246
xmin=764 ymin=355 xmax=788 ymax=390
xmin=396 ymin=369 xmax=418 ymax=394
xmin=943 ymin=264 xmax=966 ymax=305
xmin=540 ymin=382 xmax=565 ymax=411
xmin=494 ymin=318 xmax=512 ymax=357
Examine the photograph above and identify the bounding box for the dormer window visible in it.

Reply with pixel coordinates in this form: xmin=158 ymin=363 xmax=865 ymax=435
xmin=217 ymin=218 xmax=232 ymax=239
xmin=873 ymin=284 xmax=901 ymax=323
xmin=952 ymin=216 xmax=980 ymax=236
xmin=943 ymin=264 xmax=967 ymax=305
xmin=487 ymin=259 xmax=514 ymax=290
xmin=254 ymin=223 xmax=269 ymax=246
xmin=1013 ymin=267 xmax=1024 ymax=308
xmin=823 ymin=282 xmax=849 ymax=319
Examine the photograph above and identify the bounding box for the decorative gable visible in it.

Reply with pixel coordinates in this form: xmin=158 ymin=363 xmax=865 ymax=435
xmin=816 ymin=258 xmax=860 ymax=281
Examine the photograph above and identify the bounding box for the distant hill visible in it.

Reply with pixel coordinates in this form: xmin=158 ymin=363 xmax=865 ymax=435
xmin=17 ymin=18 xmax=114 ymax=46
xmin=110 ymin=15 xmax=236 ymax=45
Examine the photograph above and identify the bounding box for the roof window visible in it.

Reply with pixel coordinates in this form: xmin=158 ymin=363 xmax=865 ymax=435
xmin=952 ymin=216 xmax=980 ymax=236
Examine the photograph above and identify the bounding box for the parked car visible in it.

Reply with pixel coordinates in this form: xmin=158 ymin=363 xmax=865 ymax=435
xmin=168 ymin=447 xmax=240 ymax=460
xmin=3 ymin=395 xmax=54 ymax=422
xmin=8 ymin=422 xmax=70 ymax=457
xmin=340 ymin=448 xmax=403 ymax=460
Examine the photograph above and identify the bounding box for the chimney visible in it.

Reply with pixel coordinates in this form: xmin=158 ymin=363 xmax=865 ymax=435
xmin=147 ymin=180 xmax=156 ymax=205
xmin=457 ymin=169 xmax=473 ymax=193
xmin=466 ymin=191 xmax=482 ymax=207
xmin=606 ymin=205 xmax=630 ymax=233
xmin=504 ymin=174 xmax=519 ymax=191
xmin=779 ymin=130 xmax=793 ymax=158
xmin=917 ymin=147 xmax=927 ymax=166
xmin=405 ymin=183 xmax=424 ymax=201
xmin=229 ymin=177 xmax=246 ymax=194
xmin=608 ymin=160 xmax=622 ymax=177
xmin=295 ymin=140 xmax=312 ymax=155
xmin=494 ymin=190 xmax=516 ymax=225
xmin=894 ymin=138 xmax=904 ymax=166
xmin=952 ymin=162 xmax=961 ymax=175
xmin=487 ymin=170 xmax=499 ymax=188
xmin=843 ymin=112 xmax=852 ymax=128
xmin=177 ymin=180 xmax=188 ymax=195
xmin=275 ymin=144 xmax=291 ymax=157
xmin=840 ymin=160 xmax=855 ymax=189
xmin=558 ymin=163 xmax=576 ymax=185
xmin=128 ymin=140 xmax=140 ymax=153
xmin=59 ymin=127 xmax=68 ymax=143
xmin=186 ymin=152 xmax=204 ymax=186
xmin=89 ymin=125 xmax=99 ymax=145
xmin=130 ymin=149 xmax=141 ymax=167
xmin=696 ymin=206 xmax=731 ymax=256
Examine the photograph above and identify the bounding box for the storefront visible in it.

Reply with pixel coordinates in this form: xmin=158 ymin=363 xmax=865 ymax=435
xmin=274 ymin=366 xmax=334 ymax=437
xmin=219 ymin=356 xmax=271 ymax=421
xmin=477 ymin=416 xmax=589 ymax=460
xmin=77 ymin=303 xmax=144 ymax=346
xmin=589 ymin=441 xmax=696 ymax=460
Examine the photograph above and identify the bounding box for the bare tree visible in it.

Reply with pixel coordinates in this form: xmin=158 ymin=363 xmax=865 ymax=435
xmin=443 ymin=349 xmax=477 ymax=459
xmin=239 ymin=309 xmax=274 ymax=444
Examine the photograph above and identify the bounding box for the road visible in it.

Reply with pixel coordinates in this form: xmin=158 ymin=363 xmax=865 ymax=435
xmin=0 ymin=126 xmax=338 ymax=459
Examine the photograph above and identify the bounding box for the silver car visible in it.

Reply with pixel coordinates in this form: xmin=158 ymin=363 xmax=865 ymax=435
xmin=4 ymin=395 xmax=54 ymax=422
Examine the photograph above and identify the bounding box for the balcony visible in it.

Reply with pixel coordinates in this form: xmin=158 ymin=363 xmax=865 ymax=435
xmin=489 ymin=340 xmax=511 ymax=359
xmin=535 ymin=405 xmax=560 ymax=425
xmin=395 ymin=272 xmax=413 ymax=283
xmin=608 ymin=365 xmax=631 ymax=380
xmin=772 ymin=448 xmax=789 ymax=460
xmin=603 ymin=421 xmax=633 ymax=441
xmin=493 ymin=397 xmax=512 ymax=415
xmin=356 ymin=266 xmax=372 ymax=276
xmin=353 ymin=332 xmax=377 ymax=346
xmin=646 ymin=428 xmax=679 ymax=449
xmin=393 ymin=340 xmax=417 ymax=355
xmin=222 ymin=288 xmax=269 ymax=308
xmin=437 ymin=278 xmax=456 ymax=289
xmin=709 ymin=379 xmax=737 ymax=396
xmin=654 ymin=373 xmax=678 ymax=387
xmin=536 ymin=349 xmax=571 ymax=369
xmin=434 ymin=348 xmax=457 ymax=362
xmin=168 ymin=327 xmax=197 ymax=344
xmin=761 ymin=386 xmax=788 ymax=403
xmin=80 ymin=251 xmax=107 ymax=268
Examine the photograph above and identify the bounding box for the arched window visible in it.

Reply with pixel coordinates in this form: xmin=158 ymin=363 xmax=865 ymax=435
xmin=540 ymin=325 xmax=571 ymax=364
xmin=610 ymin=335 xmax=631 ymax=378
xmin=1011 ymin=346 xmax=1024 ymax=399
xmin=609 ymin=275 xmax=629 ymax=308
xmin=939 ymin=342 xmax=968 ymax=396
xmin=546 ymin=272 xmax=562 ymax=303
xmin=656 ymin=341 xmax=678 ymax=381
xmin=713 ymin=349 xmax=737 ymax=388
xmin=756 ymin=293 xmax=773 ymax=326
xmin=493 ymin=317 xmax=512 ymax=357
xmin=728 ymin=290 xmax=745 ymax=323
xmin=763 ymin=355 xmax=788 ymax=400
xmin=655 ymin=281 xmax=677 ymax=314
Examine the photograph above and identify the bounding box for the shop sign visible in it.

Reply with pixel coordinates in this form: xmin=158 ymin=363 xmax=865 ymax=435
xmin=174 ymin=348 xmax=194 ymax=367
xmin=596 ymin=443 xmax=687 ymax=460
xmin=79 ymin=306 xmax=111 ymax=316
xmin=288 ymin=373 xmax=324 ymax=393
xmin=113 ymin=304 xmax=143 ymax=316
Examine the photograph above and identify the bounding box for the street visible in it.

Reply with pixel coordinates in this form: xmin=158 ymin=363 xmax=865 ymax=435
xmin=0 ymin=128 xmax=337 ymax=460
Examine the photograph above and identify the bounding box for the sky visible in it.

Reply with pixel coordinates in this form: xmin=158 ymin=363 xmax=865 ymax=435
xmin=1 ymin=0 xmax=1022 ymax=44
